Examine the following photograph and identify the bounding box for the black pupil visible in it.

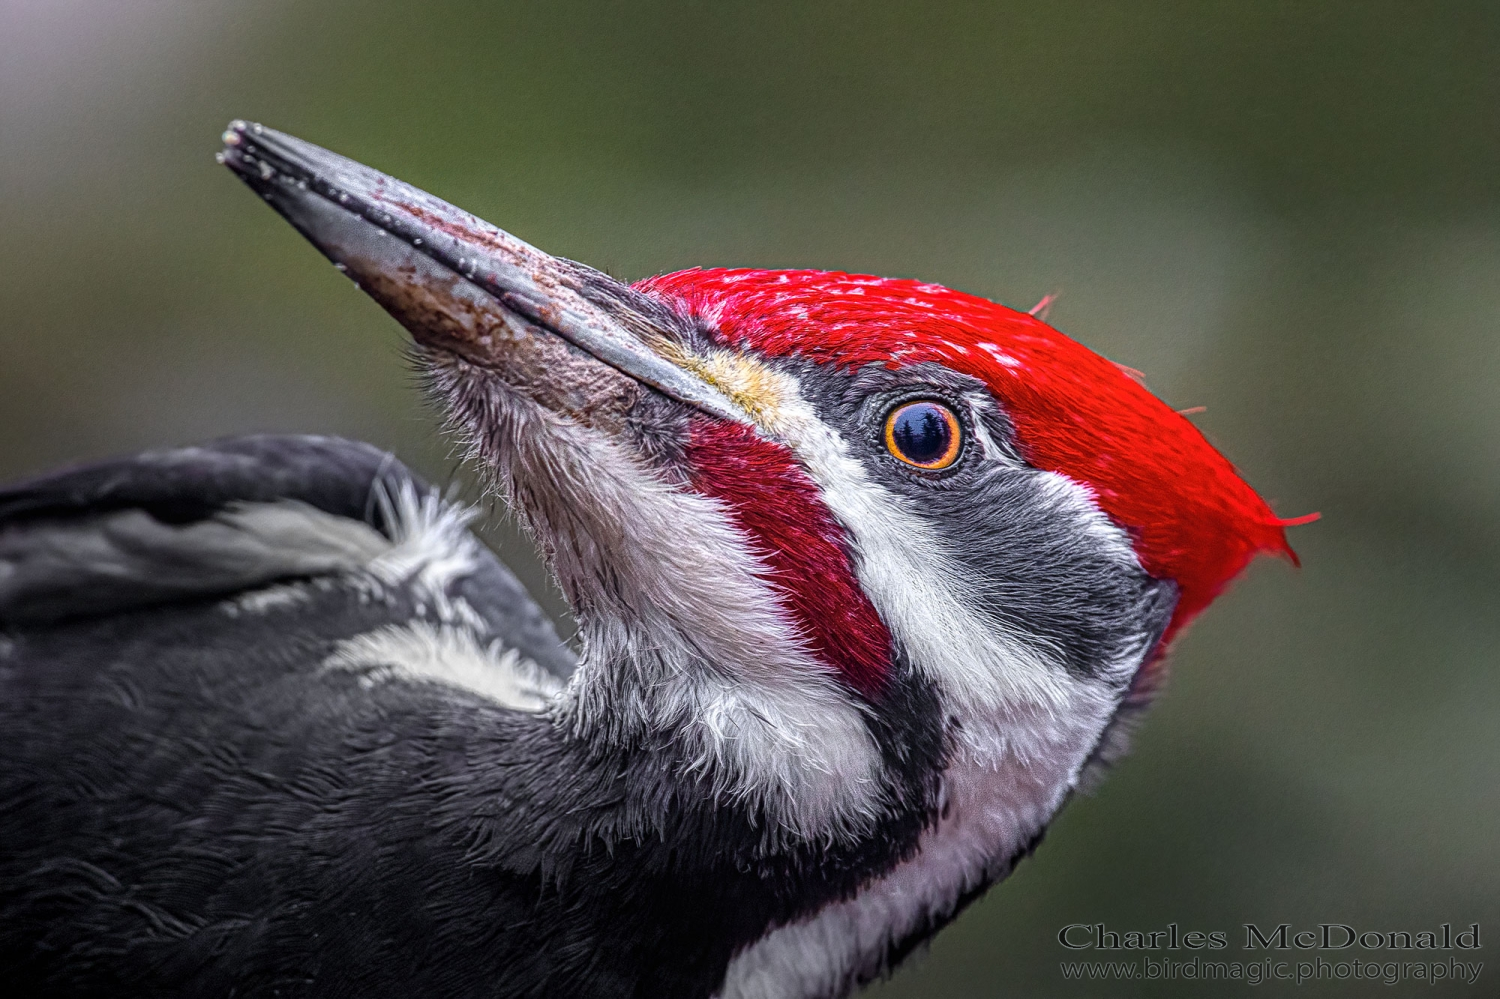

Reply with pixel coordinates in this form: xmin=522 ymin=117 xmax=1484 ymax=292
xmin=892 ymin=404 xmax=952 ymax=464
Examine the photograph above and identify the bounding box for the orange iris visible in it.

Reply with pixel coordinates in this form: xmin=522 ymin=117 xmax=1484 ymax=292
xmin=883 ymin=401 xmax=962 ymax=469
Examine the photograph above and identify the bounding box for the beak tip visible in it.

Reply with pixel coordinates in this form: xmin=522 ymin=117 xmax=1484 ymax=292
xmin=220 ymin=120 xmax=255 ymax=160
xmin=217 ymin=120 xmax=258 ymax=183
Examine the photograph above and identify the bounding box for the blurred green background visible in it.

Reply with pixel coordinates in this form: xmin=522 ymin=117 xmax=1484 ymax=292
xmin=2 ymin=2 xmax=1495 ymax=996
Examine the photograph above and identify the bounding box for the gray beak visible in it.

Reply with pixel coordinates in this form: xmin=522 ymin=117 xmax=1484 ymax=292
xmin=218 ymin=120 xmax=745 ymax=427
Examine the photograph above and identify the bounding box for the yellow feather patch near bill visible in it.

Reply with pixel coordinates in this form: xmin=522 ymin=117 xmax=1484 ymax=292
xmin=658 ymin=345 xmax=796 ymax=432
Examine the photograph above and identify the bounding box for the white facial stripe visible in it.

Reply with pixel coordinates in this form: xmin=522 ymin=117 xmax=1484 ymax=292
xmin=432 ymin=360 xmax=885 ymax=843
xmin=962 ymin=392 xmax=1023 ymax=466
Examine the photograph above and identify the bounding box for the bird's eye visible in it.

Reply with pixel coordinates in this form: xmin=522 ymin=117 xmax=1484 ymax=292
xmin=883 ymin=401 xmax=962 ymax=470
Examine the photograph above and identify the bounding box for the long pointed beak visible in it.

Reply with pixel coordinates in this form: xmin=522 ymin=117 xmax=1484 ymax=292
xmin=218 ymin=120 xmax=745 ymax=427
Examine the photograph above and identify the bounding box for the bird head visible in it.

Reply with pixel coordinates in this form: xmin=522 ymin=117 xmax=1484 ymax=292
xmin=221 ymin=122 xmax=1296 ymax=855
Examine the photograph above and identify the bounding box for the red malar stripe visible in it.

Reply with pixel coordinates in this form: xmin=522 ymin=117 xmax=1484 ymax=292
xmin=684 ymin=419 xmax=893 ymax=698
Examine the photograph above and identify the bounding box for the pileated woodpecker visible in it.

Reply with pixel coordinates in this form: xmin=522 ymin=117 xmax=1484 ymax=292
xmin=0 ymin=122 xmax=1299 ymax=998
